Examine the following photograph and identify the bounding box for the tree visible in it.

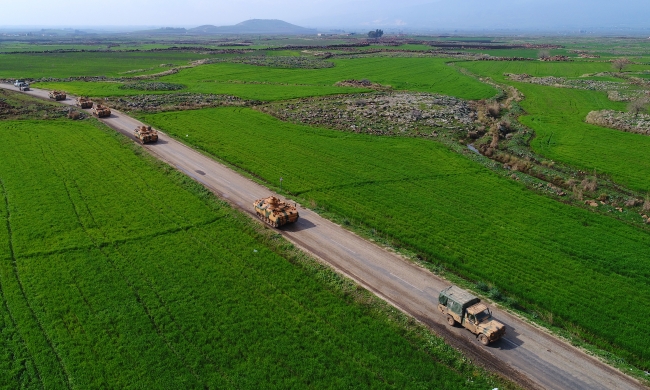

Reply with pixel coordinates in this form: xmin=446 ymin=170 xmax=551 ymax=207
xmin=612 ymin=58 xmax=631 ymax=72
xmin=537 ymin=49 xmax=551 ymax=59
xmin=628 ymin=98 xmax=649 ymax=116
xmin=367 ymin=29 xmax=384 ymax=39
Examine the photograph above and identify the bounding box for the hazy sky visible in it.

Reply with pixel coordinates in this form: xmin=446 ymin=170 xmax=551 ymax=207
xmin=2 ymin=0 xmax=649 ymax=30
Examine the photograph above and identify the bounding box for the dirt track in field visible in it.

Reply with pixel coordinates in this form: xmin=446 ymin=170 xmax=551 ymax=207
xmin=3 ymin=84 xmax=646 ymax=390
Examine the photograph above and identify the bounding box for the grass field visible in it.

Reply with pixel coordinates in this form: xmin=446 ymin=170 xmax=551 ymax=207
xmin=35 ymin=58 xmax=496 ymax=100
xmin=142 ymin=107 xmax=650 ymax=369
xmin=457 ymin=60 xmax=650 ymax=191
xmin=0 ymin=51 xmax=217 ymax=79
xmin=458 ymin=60 xmax=650 ymax=79
xmin=34 ymin=57 xmax=497 ymax=101
xmin=0 ymin=118 xmax=507 ymax=388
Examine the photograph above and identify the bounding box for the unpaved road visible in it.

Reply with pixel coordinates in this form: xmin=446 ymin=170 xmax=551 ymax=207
xmin=3 ymin=84 xmax=646 ymax=390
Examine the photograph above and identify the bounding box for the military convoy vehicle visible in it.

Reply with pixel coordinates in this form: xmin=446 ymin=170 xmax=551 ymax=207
xmin=49 ymin=91 xmax=66 ymax=101
xmin=76 ymin=97 xmax=93 ymax=109
xmin=92 ymin=104 xmax=111 ymax=118
xmin=438 ymin=285 xmax=506 ymax=345
xmin=14 ymin=80 xmax=29 ymax=91
xmin=253 ymin=196 xmax=299 ymax=227
xmin=134 ymin=125 xmax=158 ymax=144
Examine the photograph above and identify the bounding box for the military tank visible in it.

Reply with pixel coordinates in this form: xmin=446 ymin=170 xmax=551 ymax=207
xmin=134 ymin=125 xmax=158 ymax=144
xmin=253 ymin=196 xmax=299 ymax=228
xmin=48 ymin=91 xmax=66 ymax=101
xmin=92 ymin=104 xmax=111 ymax=118
xmin=76 ymin=97 xmax=93 ymax=109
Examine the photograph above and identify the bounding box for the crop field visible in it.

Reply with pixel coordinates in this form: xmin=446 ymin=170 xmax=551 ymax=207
xmin=34 ymin=57 xmax=497 ymax=101
xmin=457 ymin=60 xmax=650 ymax=191
xmin=458 ymin=60 xmax=650 ymax=79
xmin=0 ymin=118 xmax=507 ymax=388
xmin=0 ymin=51 xmax=223 ymax=79
xmin=142 ymin=107 xmax=650 ymax=369
xmin=160 ymin=57 xmax=497 ymax=100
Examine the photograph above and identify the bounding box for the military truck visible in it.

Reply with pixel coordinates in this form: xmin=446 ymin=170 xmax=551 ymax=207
xmin=92 ymin=104 xmax=111 ymax=118
xmin=438 ymin=285 xmax=506 ymax=345
xmin=134 ymin=125 xmax=158 ymax=144
xmin=49 ymin=91 xmax=66 ymax=101
xmin=76 ymin=97 xmax=93 ymax=109
xmin=253 ymin=196 xmax=299 ymax=228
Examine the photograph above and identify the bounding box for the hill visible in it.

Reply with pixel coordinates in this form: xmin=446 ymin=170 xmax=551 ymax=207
xmin=189 ymin=19 xmax=315 ymax=35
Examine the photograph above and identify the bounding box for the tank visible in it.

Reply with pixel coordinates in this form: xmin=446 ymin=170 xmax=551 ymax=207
xmin=76 ymin=97 xmax=93 ymax=109
xmin=134 ymin=125 xmax=158 ymax=144
xmin=253 ymin=196 xmax=299 ymax=228
xmin=48 ymin=91 xmax=66 ymax=101
xmin=92 ymin=104 xmax=111 ymax=118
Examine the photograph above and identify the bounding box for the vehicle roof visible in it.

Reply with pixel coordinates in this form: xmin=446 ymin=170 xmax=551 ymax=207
xmin=467 ymin=303 xmax=488 ymax=315
xmin=441 ymin=285 xmax=478 ymax=305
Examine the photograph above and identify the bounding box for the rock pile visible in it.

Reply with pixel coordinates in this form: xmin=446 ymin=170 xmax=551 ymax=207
xmin=539 ymin=55 xmax=572 ymax=62
xmin=505 ymin=73 xmax=628 ymax=91
xmin=201 ymin=56 xmax=335 ymax=69
xmin=259 ymin=92 xmax=475 ymax=137
xmin=107 ymin=93 xmax=254 ymax=112
xmin=586 ymin=110 xmax=650 ymax=135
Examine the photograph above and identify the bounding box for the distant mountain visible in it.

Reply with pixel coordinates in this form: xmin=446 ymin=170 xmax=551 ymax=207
xmin=133 ymin=27 xmax=187 ymax=35
xmin=189 ymin=19 xmax=316 ymax=35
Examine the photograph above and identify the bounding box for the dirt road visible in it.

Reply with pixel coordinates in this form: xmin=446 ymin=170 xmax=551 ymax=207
xmin=3 ymin=84 xmax=645 ymax=390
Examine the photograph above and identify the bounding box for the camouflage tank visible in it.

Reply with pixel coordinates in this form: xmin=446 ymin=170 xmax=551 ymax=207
xmin=76 ymin=97 xmax=93 ymax=109
xmin=134 ymin=125 xmax=158 ymax=144
xmin=253 ymin=196 xmax=299 ymax=227
xmin=92 ymin=104 xmax=111 ymax=118
xmin=48 ymin=91 xmax=66 ymax=101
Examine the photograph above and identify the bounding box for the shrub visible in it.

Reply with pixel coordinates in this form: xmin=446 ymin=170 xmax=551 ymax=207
xmin=487 ymin=101 xmax=501 ymax=118
xmin=476 ymin=281 xmax=489 ymax=292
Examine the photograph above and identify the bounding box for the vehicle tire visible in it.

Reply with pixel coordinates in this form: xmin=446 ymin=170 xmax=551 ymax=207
xmin=446 ymin=315 xmax=456 ymax=326
xmin=478 ymin=334 xmax=489 ymax=346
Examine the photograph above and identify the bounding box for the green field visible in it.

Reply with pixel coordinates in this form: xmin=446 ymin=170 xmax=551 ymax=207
xmin=142 ymin=107 xmax=650 ymax=369
xmin=458 ymin=60 xmax=650 ymax=79
xmin=0 ymin=51 xmax=217 ymax=79
xmin=0 ymin=119 xmax=506 ymax=388
xmin=36 ymin=57 xmax=496 ymax=101
xmin=457 ymin=60 xmax=650 ymax=191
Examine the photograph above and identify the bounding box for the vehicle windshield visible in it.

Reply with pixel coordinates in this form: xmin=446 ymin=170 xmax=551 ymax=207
xmin=475 ymin=309 xmax=491 ymax=322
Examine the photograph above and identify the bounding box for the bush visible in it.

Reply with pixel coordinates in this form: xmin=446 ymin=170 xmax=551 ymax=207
xmin=487 ymin=101 xmax=501 ymax=118
xmin=488 ymin=287 xmax=502 ymax=300
xmin=476 ymin=281 xmax=489 ymax=292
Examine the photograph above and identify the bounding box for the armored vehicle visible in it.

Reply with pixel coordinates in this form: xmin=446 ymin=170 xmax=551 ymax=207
xmin=438 ymin=285 xmax=506 ymax=345
xmin=92 ymin=104 xmax=111 ymax=118
xmin=49 ymin=91 xmax=66 ymax=101
xmin=253 ymin=196 xmax=299 ymax=228
xmin=134 ymin=125 xmax=158 ymax=144
xmin=76 ymin=97 xmax=93 ymax=109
